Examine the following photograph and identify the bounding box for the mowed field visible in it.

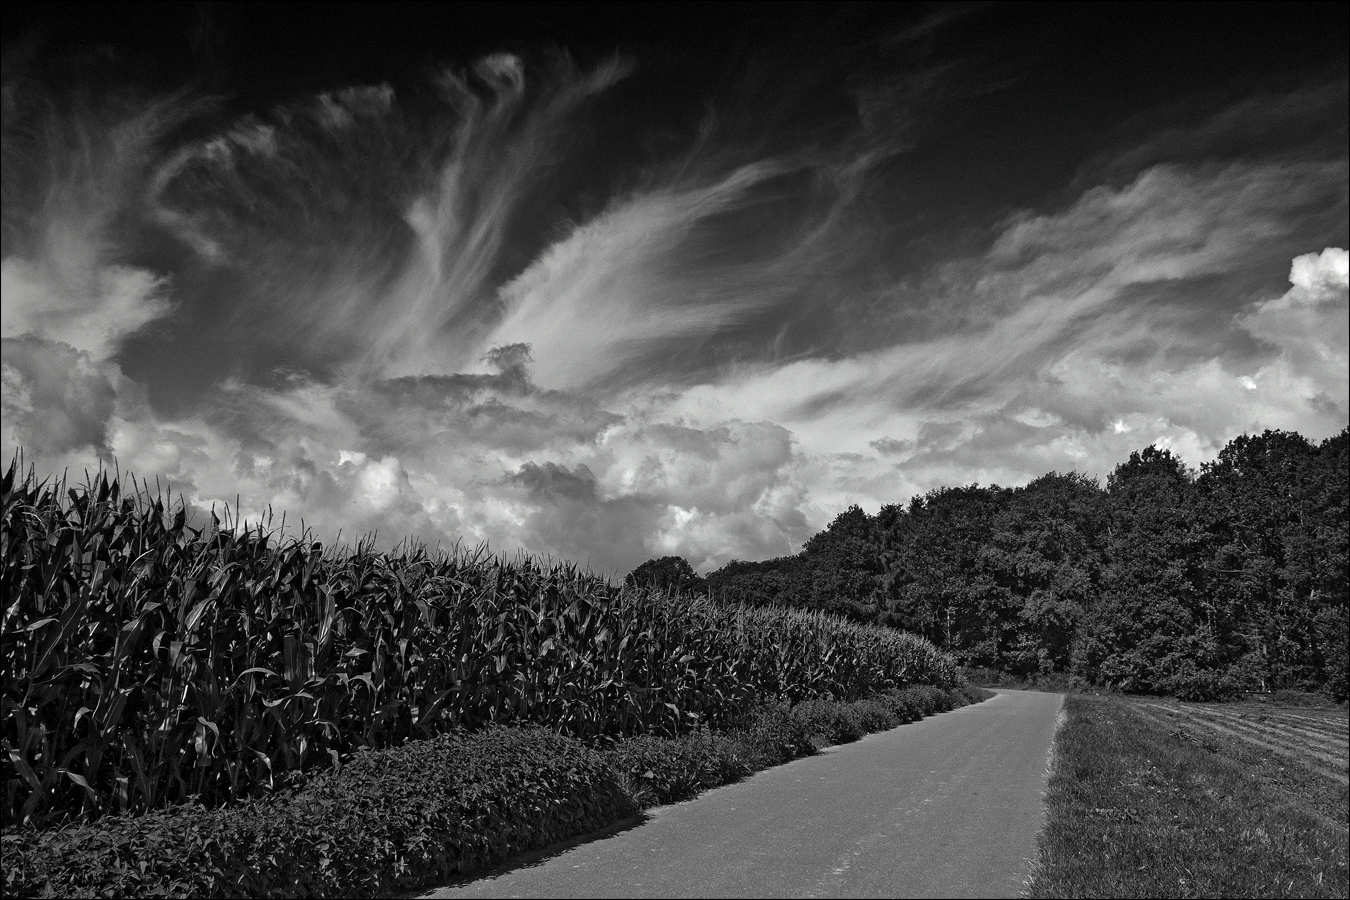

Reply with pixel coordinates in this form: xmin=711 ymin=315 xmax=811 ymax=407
xmin=1134 ymin=700 xmax=1348 ymax=772
xmin=1133 ymin=698 xmax=1349 ymax=822
xmin=1029 ymin=693 xmax=1348 ymax=899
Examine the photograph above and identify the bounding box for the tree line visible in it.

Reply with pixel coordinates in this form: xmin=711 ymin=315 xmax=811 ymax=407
xmin=626 ymin=428 xmax=1349 ymax=700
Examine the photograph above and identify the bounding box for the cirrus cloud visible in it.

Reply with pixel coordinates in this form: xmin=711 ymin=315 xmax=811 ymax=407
xmin=2 ymin=38 xmax=1346 ymax=576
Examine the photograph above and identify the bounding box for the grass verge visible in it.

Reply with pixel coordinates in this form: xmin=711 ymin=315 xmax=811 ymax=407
xmin=1028 ymin=693 xmax=1349 ymax=899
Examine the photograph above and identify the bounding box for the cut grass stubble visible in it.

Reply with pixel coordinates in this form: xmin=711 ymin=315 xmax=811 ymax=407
xmin=1028 ymin=694 xmax=1348 ymax=899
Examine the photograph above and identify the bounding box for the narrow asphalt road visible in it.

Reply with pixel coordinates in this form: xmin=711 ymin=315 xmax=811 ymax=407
xmin=418 ymin=689 xmax=1064 ymax=899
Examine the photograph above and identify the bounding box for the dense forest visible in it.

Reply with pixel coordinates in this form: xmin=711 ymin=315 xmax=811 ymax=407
xmin=627 ymin=429 xmax=1349 ymax=701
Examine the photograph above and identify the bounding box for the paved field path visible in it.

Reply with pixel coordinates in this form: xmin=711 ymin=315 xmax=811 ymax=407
xmin=416 ymin=690 xmax=1063 ymax=899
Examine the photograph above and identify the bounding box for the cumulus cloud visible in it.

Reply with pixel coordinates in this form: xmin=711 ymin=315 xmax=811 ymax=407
xmin=623 ymin=158 xmax=1347 ymax=522
xmin=1 ymin=262 xmax=171 ymax=365
xmin=1235 ymin=247 xmax=1349 ymax=422
xmin=2 ymin=46 xmax=1346 ymax=578
xmin=1 ymin=336 xmax=117 ymax=459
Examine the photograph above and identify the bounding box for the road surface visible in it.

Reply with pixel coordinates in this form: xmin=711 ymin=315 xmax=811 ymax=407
xmin=416 ymin=689 xmax=1064 ymax=899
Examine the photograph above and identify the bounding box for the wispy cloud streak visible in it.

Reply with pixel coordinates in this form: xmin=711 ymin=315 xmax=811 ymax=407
xmin=2 ymin=32 xmax=1346 ymax=574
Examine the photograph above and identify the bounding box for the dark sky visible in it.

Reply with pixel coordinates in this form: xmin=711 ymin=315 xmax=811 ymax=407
xmin=3 ymin=2 xmax=1347 ymax=575
xmin=9 ymin=4 xmax=1345 ymax=179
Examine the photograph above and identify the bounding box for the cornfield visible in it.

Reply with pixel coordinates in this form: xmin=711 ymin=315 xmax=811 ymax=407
xmin=1 ymin=460 xmax=956 ymax=828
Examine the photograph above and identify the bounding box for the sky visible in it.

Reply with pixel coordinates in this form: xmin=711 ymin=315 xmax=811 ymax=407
xmin=2 ymin=2 xmax=1347 ymax=577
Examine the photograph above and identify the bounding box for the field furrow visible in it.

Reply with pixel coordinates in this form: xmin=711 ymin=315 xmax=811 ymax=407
xmin=1159 ymin=703 xmax=1348 ymax=738
xmin=1179 ymin=710 xmax=1350 ymax=759
xmin=1257 ymin=710 xmax=1350 ymax=728
xmin=1212 ymin=707 xmax=1350 ymax=733
xmin=1204 ymin=711 xmax=1347 ymax=750
xmin=1136 ymin=704 xmax=1350 ymax=785
xmin=1258 ymin=717 xmax=1350 ymax=739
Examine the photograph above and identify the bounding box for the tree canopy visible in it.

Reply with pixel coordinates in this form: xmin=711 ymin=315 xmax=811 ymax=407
xmin=631 ymin=428 xmax=1348 ymax=701
xmin=624 ymin=555 xmax=706 ymax=595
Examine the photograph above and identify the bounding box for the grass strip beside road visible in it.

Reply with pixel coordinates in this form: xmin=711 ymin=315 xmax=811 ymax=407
xmin=1029 ymin=694 xmax=1349 ymax=899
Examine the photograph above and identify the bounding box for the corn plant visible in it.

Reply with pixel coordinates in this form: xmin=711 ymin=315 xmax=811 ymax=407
xmin=1 ymin=456 xmax=956 ymax=828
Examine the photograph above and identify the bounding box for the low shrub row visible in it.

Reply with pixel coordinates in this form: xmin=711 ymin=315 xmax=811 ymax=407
xmin=2 ymin=686 xmax=991 ymax=899
xmin=604 ymin=685 xmax=988 ymax=808
xmin=2 ymin=726 xmax=634 ymax=899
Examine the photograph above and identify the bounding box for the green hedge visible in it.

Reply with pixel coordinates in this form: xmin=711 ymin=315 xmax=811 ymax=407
xmin=601 ymin=686 xmax=984 ymax=810
xmin=790 ymin=698 xmax=866 ymax=746
xmin=2 ymin=727 xmax=633 ymax=899
xmin=3 ymin=688 xmax=989 ymax=898
xmin=604 ymin=728 xmax=749 ymax=808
